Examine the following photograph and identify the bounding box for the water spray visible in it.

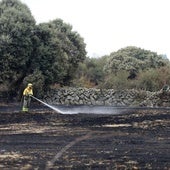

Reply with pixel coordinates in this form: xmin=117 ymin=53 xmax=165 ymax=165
xmin=31 ymin=95 xmax=64 ymax=114
xmin=30 ymin=96 xmax=151 ymax=115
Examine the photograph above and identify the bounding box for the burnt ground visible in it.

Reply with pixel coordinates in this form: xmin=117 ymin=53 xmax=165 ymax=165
xmin=0 ymin=106 xmax=169 ymax=170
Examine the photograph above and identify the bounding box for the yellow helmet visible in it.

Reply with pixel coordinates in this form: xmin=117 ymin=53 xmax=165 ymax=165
xmin=28 ymin=83 xmax=33 ymax=87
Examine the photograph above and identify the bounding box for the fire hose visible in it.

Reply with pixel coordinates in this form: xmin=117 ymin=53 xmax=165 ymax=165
xmin=30 ymin=95 xmax=63 ymax=114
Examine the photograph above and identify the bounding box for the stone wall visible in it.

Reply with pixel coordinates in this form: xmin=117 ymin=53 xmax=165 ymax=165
xmin=44 ymin=88 xmax=170 ymax=107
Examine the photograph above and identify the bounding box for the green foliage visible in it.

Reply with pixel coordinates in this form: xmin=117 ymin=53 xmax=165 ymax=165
xmin=101 ymin=46 xmax=169 ymax=91
xmin=0 ymin=0 xmax=170 ymax=101
xmin=31 ymin=19 xmax=86 ymax=86
xmin=104 ymin=46 xmax=167 ymax=75
xmin=102 ymin=70 xmax=129 ymax=89
xmin=0 ymin=0 xmax=87 ymax=100
xmin=136 ymin=69 xmax=160 ymax=91
xmin=74 ymin=45 xmax=169 ymax=91
xmin=0 ymin=0 xmax=36 ymax=97
xmin=136 ymin=65 xmax=170 ymax=91
xmin=30 ymin=23 xmax=68 ymax=85
xmin=22 ymin=70 xmax=45 ymax=98
xmin=72 ymin=56 xmax=108 ymax=87
xmin=72 ymin=49 xmax=170 ymax=92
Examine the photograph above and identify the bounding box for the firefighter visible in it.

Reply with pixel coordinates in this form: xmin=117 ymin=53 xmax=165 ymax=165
xmin=22 ymin=83 xmax=33 ymax=112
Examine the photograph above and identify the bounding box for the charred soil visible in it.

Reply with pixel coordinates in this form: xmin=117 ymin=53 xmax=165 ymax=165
xmin=0 ymin=107 xmax=169 ymax=170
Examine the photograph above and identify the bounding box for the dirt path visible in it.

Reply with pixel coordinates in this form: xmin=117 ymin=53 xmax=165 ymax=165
xmin=0 ymin=108 xmax=169 ymax=170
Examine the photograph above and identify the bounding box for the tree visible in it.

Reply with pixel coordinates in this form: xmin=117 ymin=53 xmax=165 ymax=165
xmin=50 ymin=19 xmax=87 ymax=84
xmin=104 ymin=46 xmax=168 ymax=77
xmin=72 ymin=56 xmax=108 ymax=87
xmin=102 ymin=46 xmax=169 ymax=91
xmin=0 ymin=1 xmax=87 ymax=99
xmin=30 ymin=19 xmax=86 ymax=87
xmin=0 ymin=0 xmax=36 ymax=98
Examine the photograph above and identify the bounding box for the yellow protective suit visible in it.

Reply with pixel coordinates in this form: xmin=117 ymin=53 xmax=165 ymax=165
xmin=22 ymin=83 xmax=33 ymax=112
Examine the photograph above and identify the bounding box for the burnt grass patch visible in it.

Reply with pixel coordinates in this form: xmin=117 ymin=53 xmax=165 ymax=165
xmin=0 ymin=107 xmax=169 ymax=170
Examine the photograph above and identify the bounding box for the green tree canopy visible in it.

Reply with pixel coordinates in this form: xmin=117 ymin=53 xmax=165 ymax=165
xmin=72 ymin=56 xmax=108 ymax=87
xmin=0 ymin=0 xmax=36 ymax=95
xmin=102 ymin=46 xmax=169 ymax=90
xmin=104 ymin=46 xmax=168 ymax=75
xmin=0 ymin=0 xmax=87 ymax=99
xmin=30 ymin=19 xmax=86 ymax=86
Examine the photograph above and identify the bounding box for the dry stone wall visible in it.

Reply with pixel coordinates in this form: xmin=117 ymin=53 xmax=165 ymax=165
xmin=44 ymin=88 xmax=170 ymax=107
